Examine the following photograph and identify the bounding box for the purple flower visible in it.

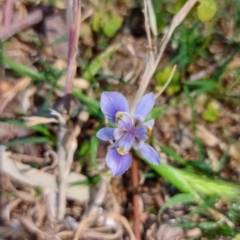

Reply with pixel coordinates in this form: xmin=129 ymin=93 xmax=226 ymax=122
xmin=97 ymin=92 xmax=160 ymax=177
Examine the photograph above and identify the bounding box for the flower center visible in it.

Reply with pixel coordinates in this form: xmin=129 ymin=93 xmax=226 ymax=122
xmin=117 ymin=147 xmax=127 ymax=155
xmin=147 ymin=127 xmax=152 ymax=137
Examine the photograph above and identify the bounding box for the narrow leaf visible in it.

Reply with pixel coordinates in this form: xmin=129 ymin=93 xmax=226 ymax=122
xmin=159 ymin=193 xmax=197 ymax=216
xmin=83 ymin=44 xmax=120 ymax=81
xmin=5 ymin=137 xmax=49 ymax=147
xmin=90 ymin=135 xmax=99 ymax=167
xmin=160 ymin=145 xmax=185 ymax=164
xmin=148 ymin=163 xmax=199 ymax=197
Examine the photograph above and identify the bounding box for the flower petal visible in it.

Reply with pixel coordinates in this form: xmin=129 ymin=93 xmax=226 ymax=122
xmin=106 ymin=147 xmax=132 ymax=177
xmin=133 ymin=122 xmax=154 ymax=149
xmin=134 ymin=93 xmax=155 ymax=120
xmin=133 ymin=115 xmax=143 ymax=127
xmin=134 ymin=125 xmax=148 ymax=140
xmin=96 ymin=127 xmax=115 ymax=141
xmin=114 ymin=127 xmax=126 ymax=140
xmin=100 ymin=92 xmax=129 ymax=123
xmin=133 ymin=137 xmax=145 ymax=149
xmin=138 ymin=143 xmax=160 ymax=165
xmin=117 ymin=133 xmax=134 ymax=154
xmin=116 ymin=112 xmax=133 ymax=131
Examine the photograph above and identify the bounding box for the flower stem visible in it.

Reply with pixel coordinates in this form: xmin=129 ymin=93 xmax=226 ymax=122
xmin=132 ymin=156 xmax=141 ymax=240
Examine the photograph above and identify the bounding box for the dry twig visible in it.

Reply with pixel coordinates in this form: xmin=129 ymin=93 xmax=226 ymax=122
xmin=132 ymin=157 xmax=141 ymax=240
xmin=3 ymin=0 xmax=14 ymax=26
xmin=131 ymin=0 xmax=198 ymax=112
xmin=63 ymin=0 xmax=82 ymax=113
xmin=0 ymin=9 xmax=43 ymax=42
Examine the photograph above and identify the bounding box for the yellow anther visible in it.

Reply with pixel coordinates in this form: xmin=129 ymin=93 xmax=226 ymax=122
xmin=117 ymin=147 xmax=126 ymax=155
xmin=116 ymin=112 xmax=124 ymax=122
xmin=147 ymin=128 xmax=152 ymax=137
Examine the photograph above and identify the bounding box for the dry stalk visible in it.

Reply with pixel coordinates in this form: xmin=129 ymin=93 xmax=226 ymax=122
xmin=88 ymin=178 xmax=108 ymax=216
xmin=56 ymin=1 xmax=82 ymax=218
xmin=20 ymin=216 xmax=60 ymax=240
xmin=41 ymin=150 xmax=58 ymax=172
xmin=143 ymin=0 xmax=153 ymax=51
xmin=132 ymin=157 xmax=141 ymax=240
xmin=3 ymin=0 xmax=14 ymax=26
xmin=131 ymin=0 xmax=198 ymax=112
xmin=63 ymin=0 xmax=82 ymax=113
xmin=0 ymin=9 xmax=43 ymax=42
xmin=10 ymin=153 xmax=48 ymax=165
xmin=73 ymin=212 xmax=136 ymax=240
xmin=56 ymin=122 xmax=78 ymax=219
xmin=0 ymin=77 xmax=31 ymax=113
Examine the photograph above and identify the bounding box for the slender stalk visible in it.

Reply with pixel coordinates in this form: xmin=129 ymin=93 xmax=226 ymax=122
xmin=3 ymin=0 xmax=14 ymax=26
xmin=132 ymin=157 xmax=141 ymax=240
xmin=63 ymin=0 xmax=81 ymax=113
xmin=143 ymin=0 xmax=153 ymax=51
xmin=0 ymin=9 xmax=43 ymax=42
xmin=131 ymin=0 xmax=197 ymax=112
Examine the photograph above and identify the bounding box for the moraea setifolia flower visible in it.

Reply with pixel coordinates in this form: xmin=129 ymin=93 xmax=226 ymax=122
xmin=96 ymin=92 xmax=160 ymax=177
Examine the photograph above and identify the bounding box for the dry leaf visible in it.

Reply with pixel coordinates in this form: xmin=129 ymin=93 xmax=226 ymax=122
xmin=0 ymin=145 xmax=89 ymax=202
xmin=0 ymin=77 xmax=31 ymax=113
xmin=196 ymin=124 xmax=220 ymax=147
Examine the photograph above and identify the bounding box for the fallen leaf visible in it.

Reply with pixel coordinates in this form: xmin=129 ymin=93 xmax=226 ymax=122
xmin=0 ymin=145 xmax=89 ymax=202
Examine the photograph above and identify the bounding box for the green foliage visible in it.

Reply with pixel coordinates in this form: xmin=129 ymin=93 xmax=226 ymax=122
xmin=146 ymin=107 xmax=163 ymax=121
xmin=92 ymin=10 xmax=123 ymax=37
xmin=184 ymin=79 xmax=216 ymax=96
xmin=147 ymin=163 xmax=199 ymax=197
xmin=155 ymin=66 xmax=180 ymax=95
xmin=159 ymin=193 xmax=197 ymax=216
xmin=5 ymin=137 xmax=49 ymax=147
xmin=1 ymin=56 xmax=101 ymax=118
xmin=165 ymin=0 xmax=186 ymax=14
xmin=149 ymin=162 xmax=240 ymax=198
xmin=82 ymin=45 xmax=119 ymax=81
xmin=233 ymin=234 xmax=240 ymax=240
xmin=78 ymin=140 xmax=90 ymax=158
xmin=2 ymin=56 xmax=46 ymax=80
xmin=201 ymin=101 xmax=220 ymax=122
xmin=90 ymin=135 xmax=99 ymax=168
xmin=197 ymin=0 xmax=217 ymax=22
xmin=160 ymin=145 xmax=185 ymax=164
xmin=102 ymin=14 xmax=123 ymax=37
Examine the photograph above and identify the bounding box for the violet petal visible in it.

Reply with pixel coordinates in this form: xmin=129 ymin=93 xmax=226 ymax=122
xmin=96 ymin=127 xmax=115 ymax=141
xmin=138 ymin=143 xmax=160 ymax=165
xmin=116 ymin=112 xmax=133 ymax=131
xmin=106 ymin=147 xmax=132 ymax=177
xmin=134 ymin=93 xmax=155 ymax=120
xmin=133 ymin=137 xmax=145 ymax=149
xmin=133 ymin=115 xmax=143 ymax=127
xmin=114 ymin=128 xmax=126 ymax=140
xmin=143 ymin=119 xmax=155 ymax=129
xmin=117 ymin=132 xmax=134 ymax=154
xmin=133 ymin=125 xmax=148 ymax=140
xmin=100 ymin=92 xmax=129 ymax=123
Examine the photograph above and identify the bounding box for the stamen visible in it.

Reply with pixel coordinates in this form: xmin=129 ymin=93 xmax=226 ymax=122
xmin=117 ymin=147 xmax=126 ymax=155
xmin=116 ymin=112 xmax=124 ymax=122
xmin=147 ymin=128 xmax=152 ymax=137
